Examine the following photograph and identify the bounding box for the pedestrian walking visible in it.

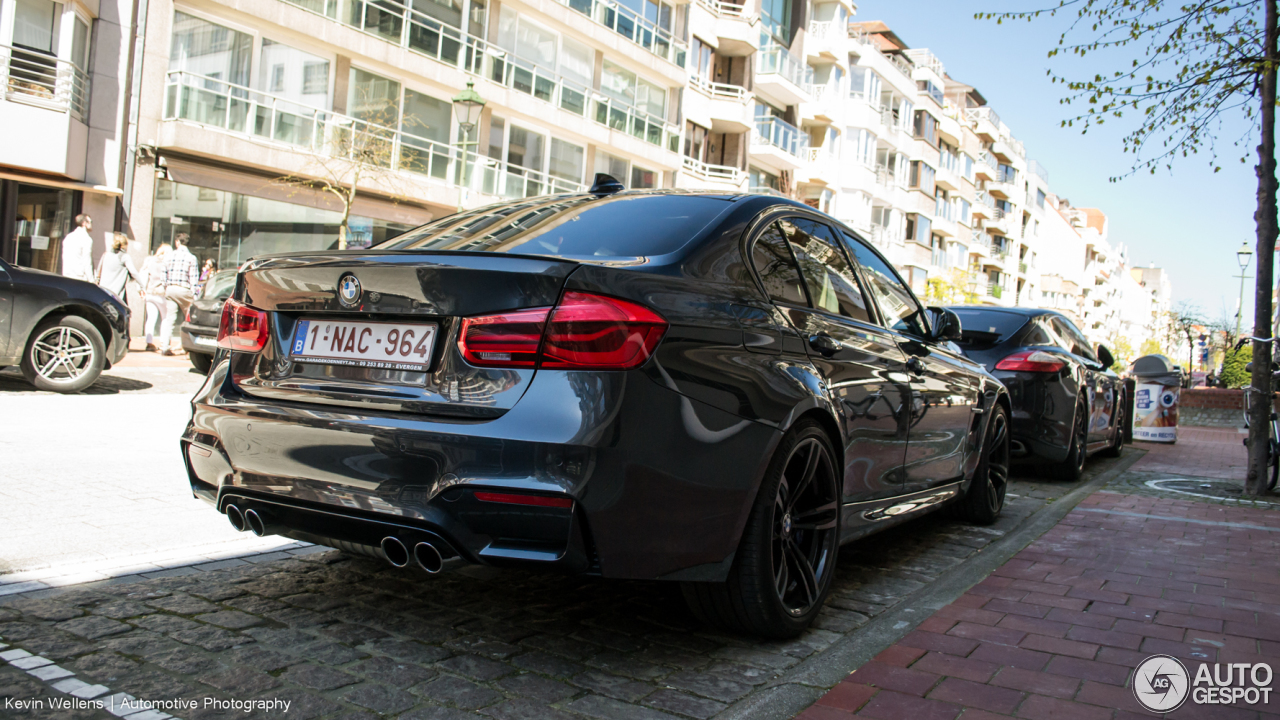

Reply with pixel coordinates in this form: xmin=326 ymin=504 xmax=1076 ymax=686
xmin=96 ymin=232 xmax=140 ymax=301
xmin=194 ymin=258 xmax=215 ymax=296
xmin=61 ymin=214 xmax=94 ymax=283
xmin=139 ymin=244 xmax=171 ymax=351
xmin=158 ymin=234 xmax=199 ymax=356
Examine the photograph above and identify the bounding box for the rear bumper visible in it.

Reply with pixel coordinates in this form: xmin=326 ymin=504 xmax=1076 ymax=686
xmin=182 ymin=361 xmax=780 ymax=581
xmin=180 ymin=323 xmax=218 ymax=355
xmin=993 ymin=370 xmax=1076 ymax=464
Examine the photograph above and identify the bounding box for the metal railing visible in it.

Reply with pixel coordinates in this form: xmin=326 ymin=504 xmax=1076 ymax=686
xmin=884 ymin=52 xmax=914 ymax=83
xmin=696 ymin=0 xmax=754 ymax=20
xmin=1 ymin=44 xmax=89 ymax=121
xmin=1028 ymin=158 xmax=1049 ymax=183
xmin=807 ymin=19 xmax=842 ymax=41
xmin=904 ymin=49 xmax=945 ymax=77
xmin=987 ymin=284 xmax=1003 ymax=299
xmin=996 ymin=166 xmax=1017 ymax=184
xmin=935 ymin=197 xmax=954 ymax=221
xmin=163 ymin=70 xmax=585 ymax=201
xmin=966 ymin=106 xmax=1002 ymax=129
xmin=874 ymin=164 xmax=896 ymax=188
xmin=682 ymin=155 xmax=744 ymax=183
xmin=806 ymin=145 xmax=836 ymax=164
xmin=757 ymin=45 xmax=813 ymax=93
xmin=593 ymin=94 xmax=679 ymax=152
xmin=688 ymin=73 xmax=748 ymax=102
xmin=559 ymin=0 xmax=686 ymax=65
xmin=753 ymin=115 xmax=807 ymax=157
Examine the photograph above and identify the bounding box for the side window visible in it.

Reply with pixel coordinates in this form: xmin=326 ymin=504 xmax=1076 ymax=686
xmin=750 ymin=222 xmax=808 ymax=306
xmin=1023 ymin=321 xmax=1053 ymax=346
xmin=778 ymin=218 xmax=872 ymax=322
xmin=1052 ymin=317 xmax=1096 ymax=361
xmin=841 ymin=231 xmax=929 ymax=338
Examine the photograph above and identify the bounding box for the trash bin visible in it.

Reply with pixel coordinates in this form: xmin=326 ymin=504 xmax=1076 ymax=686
xmin=1131 ymin=354 xmax=1183 ymax=443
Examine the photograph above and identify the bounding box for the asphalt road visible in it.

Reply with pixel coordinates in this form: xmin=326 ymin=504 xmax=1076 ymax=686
xmin=0 ymin=365 xmax=294 ymax=578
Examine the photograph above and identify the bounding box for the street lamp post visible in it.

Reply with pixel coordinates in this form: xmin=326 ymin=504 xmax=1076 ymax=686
xmin=451 ymin=81 xmax=486 ymax=212
xmin=1237 ymin=241 xmax=1255 ymax=340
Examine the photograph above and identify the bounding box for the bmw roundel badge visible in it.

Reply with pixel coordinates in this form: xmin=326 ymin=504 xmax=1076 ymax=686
xmin=337 ymin=273 xmax=362 ymax=308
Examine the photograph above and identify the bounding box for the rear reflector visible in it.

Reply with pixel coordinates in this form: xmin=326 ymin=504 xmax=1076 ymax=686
xmin=474 ymin=491 xmax=573 ymax=509
xmin=458 ymin=291 xmax=667 ymax=370
xmin=217 ymin=299 xmax=269 ymax=353
xmin=995 ymin=350 xmax=1067 ymax=373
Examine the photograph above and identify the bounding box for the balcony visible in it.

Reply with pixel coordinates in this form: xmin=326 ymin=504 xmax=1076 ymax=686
xmin=690 ymin=0 xmax=760 ymax=55
xmin=680 ymin=155 xmax=745 ymax=189
xmin=987 ymin=284 xmax=1003 ymax=299
xmin=0 ymin=44 xmax=90 ymax=178
xmin=971 ymin=194 xmax=993 ymax=220
xmin=801 ymin=82 xmax=840 ymax=123
xmin=592 ymin=95 xmax=680 ymax=153
xmin=685 ymin=74 xmax=752 ymax=133
xmin=806 ymin=20 xmax=844 ymax=62
xmin=798 ymin=145 xmax=837 ymax=184
xmin=974 ymin=152 xmax=996 ymax=182
xmin=756 ymin=45 xmax=813 ymax=107
xmin=984 ymin=171 xmax=1017 ymax=199
xmin=284 ymin=0 xmax=686 ymax=73
xmin=965 ymin=106 xmax=1000 ymax=140
xmin=984 ymin=209 xmax=1010 ymax=235
xmin=162 ymin=71 xmax=585 ymax=204
xmin=751 ymin=115 xmax=808 ymax=170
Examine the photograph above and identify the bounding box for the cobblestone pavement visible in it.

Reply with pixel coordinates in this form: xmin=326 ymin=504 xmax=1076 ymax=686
xmin=797 ymin=433 xmax=1280 ymax=720
xmin=0 ymin=453 xmax=1133 ymax=720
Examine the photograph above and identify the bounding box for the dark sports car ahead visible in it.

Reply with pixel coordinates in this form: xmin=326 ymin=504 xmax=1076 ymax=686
xmin=182 ymin=270 xmax=237 ymax=373
xmin=948 ymin=306 xmax=1125 ymax=480
xmin=183 ymin=188 xmax=1011 ymax=637
xmin=0 ymin=257 xmax=129 ymax=392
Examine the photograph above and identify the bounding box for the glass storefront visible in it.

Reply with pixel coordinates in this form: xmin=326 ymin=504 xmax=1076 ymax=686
xmin=5 ymin=182 xmax=77 ymax=272
xmin=150 ymin=179 xmax=414 ymax=270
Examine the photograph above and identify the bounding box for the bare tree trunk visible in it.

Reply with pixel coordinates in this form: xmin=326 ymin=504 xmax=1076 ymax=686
xmin=1247 ymin=0 xmax=1279 ymax=496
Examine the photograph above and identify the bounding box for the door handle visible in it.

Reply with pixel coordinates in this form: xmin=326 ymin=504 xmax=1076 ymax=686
xmin=808 ymin=333 xmax=841 ymax=357
xmin=906 ymin=357 xmax=927 ymax=376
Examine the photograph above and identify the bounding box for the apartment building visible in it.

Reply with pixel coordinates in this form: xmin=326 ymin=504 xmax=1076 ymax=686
xmin=0 ymin=0 xmax=135 ymax=270
xmin=122 ymin=0 xmax=692 ymax=267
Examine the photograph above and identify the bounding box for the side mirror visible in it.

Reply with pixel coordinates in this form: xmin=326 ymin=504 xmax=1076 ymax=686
xmin=928 ymin=306 xmax=962 ymax=342
xmin=1096 ymin=344 xmax=1115 ymax=369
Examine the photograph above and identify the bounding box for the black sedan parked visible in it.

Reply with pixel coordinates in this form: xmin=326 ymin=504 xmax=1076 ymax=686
xmin=948 ymin=306 xmax=1124 ymax=480
xmin=183 ymin=189 xmax=1011 ymax=637
xmin=0 ymin=257 xmax=130 ymax=392
xmin=181 ymin=269 xmax=237 ymax=373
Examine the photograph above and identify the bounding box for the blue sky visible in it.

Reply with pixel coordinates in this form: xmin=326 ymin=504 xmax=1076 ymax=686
xmin=863 ymin=1 xmax=1262 ymax=325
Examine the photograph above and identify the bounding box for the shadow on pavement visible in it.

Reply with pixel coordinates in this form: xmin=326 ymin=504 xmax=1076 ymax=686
xmin=0 ymin=369 xmax=154 ymax=394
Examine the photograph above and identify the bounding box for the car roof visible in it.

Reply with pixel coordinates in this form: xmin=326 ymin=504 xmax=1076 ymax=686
xmin=949 ymin=306 xmax=1054 ymax=319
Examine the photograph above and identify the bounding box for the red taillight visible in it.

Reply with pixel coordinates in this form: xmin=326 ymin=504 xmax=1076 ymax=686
xmin=995 ymin=350 xmax=1067 ymax=373
xmin=541 ymin=292 xmax=667 ymax=370
xmin=459 ymin=307 xmax=550 ymax=367
xmin=457 ymin=292 xmax=667 ymax=370
xmin=474 ymin=491 xmax=573 ymax=508
xmin=217 ymin=299 xmax=269 ymax=353
xmin=185 ymin=307 xmax=192 ymax=323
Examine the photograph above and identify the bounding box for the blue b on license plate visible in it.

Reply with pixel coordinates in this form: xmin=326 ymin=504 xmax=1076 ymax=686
xmin=291 ymin=319 xmax=436 ymax=371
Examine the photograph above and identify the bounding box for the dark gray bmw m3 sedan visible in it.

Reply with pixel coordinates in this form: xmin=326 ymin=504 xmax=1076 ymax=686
xmin=182 ymin=187 xmax=1011 ymax=637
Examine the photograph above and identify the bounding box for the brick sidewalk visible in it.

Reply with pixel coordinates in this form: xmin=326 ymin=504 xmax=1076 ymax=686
xmin=1130 ymin=426 xmax=1247 ymax=480
xmin=797 ymin=427 xmax=1280 ymax=720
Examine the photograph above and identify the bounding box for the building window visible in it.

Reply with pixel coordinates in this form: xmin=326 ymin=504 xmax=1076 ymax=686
xmin=760 ymin=0 xmax=792 ymax=42
xmin=155 ymin=179 xmax=174 ymax=200
xmin=908 ymin=160 xmax=936 ymax=197
xmin=302 ymin=61 xmax=328 ymax=95
xmin=912 ymin=110 xmax=938 ymax=147
xmin=1036 ymin=189 xmax=1046 ymax=208
xmin=170 ymin=12 xmax=253 ymax=86
xmin=905 ymin=213 xmax=931 ymax=244
xmin=198 ymin=187 xmax=219 ymax=201
xmin=595 ymin=150 xmax=629 ymax=181
xmin=601 ymin=60 xmax=667 ymax=119
xmin=631 ymin=165 xmax=658 ymax=189
xmin=749 ymin=166 xmax=779 ymax=191
xmin=691 ymin=35 xmax=714 ymax=79
xmin=684 ymin=120 xmax=709 ymax=161
xmin=496 ymin=8 xmax=593 ymax=90
xmin=549 ymin=138 xmax=585 ymax=185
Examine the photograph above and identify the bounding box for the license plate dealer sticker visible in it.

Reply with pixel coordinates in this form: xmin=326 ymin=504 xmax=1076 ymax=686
xmin=291 ymin=319 xmax=436 ymax=371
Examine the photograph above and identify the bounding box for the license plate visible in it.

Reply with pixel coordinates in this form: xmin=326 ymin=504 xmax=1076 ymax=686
xmin=193 ymin=335 xmax=218 ymax=348
xmin=290 ymin=319 xmax=436 ymax=371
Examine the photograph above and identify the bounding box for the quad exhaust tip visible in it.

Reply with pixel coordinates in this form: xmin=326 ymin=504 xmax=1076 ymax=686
xmin=381 ymin=536 xmax=410 ymax=568
xmin=225 ymin=504 xmax=246 ymax=532
xmin=244 ymin=508 xmax=272 ymax=537
xmin=414 ymin=542 xmax=444 ymax=574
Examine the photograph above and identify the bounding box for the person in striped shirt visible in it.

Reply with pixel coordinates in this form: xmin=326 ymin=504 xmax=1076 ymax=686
xmin=158 ymin=234 xmax=200 ymax=356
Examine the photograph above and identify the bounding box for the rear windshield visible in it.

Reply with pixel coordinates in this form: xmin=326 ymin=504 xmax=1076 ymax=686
xmin=377 ymin=194 xmax=734 ymax=259
xmin=200 ymin=271 xmax=237 ymax=300
xmin=951 ymin=309 xmax=1030 ymax=347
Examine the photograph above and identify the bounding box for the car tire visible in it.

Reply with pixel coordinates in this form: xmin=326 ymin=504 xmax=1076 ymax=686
xmin=682 ymin=419 xmax=840 ymax=638
xmin=1053 ymin=401 xmax=1088 ymax=481
xmin=190 ymin=352 xmax=213 ymax=374
xmin=20 ymin=315 xmax=105 ymax=393
xmin=955 ymin=404 xmax=1010 ymax=525
xmin=1099 ymin=394 xmax=1125 ymax=458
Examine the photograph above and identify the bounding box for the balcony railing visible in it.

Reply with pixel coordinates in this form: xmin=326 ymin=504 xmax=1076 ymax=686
xmin=874 ymin=164 xmax=897 ymax=188
xmin=682 ymin=155 xmax=744 ymax=183
xmin=753 ymin=115 xmax=807 ymax=157
xmin=688 ymin=74 xmax=748 ymax=102
xmin=966 ymin=106 xmax=1002 ymax=129
xmin=807 ymin=19 xmax=842 ymax=41
xmin=593 ymin=94 xmax=680 ymax=152
xmin=996 ymin=166 xmax=1017 ymax=184
xmin=696 ymin=0 xmax=754 ymax=20
xmin=987 ymin=284 xmax=1003 ymax=299
xmin=163 ymin=70 xmax=585 ymax=201
xmin=561 ymin=0 xmax=687 ymax=66
xmin=1 ymin=44 xmax=89 ymax=121
xmin=1028 ymin=158 xmax=1049 ymax=183
xmin=757 ymin=45 xmax=813 ymax=92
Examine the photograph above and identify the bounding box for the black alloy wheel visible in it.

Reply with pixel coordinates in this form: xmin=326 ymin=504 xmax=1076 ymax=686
xmin=1055 ymin=401 xmax=1088 ymax=481
xmin=956 ymin=404 xmax=1010 ymax=524
xmin=682 ymin=420 xmax=840 ymax=638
